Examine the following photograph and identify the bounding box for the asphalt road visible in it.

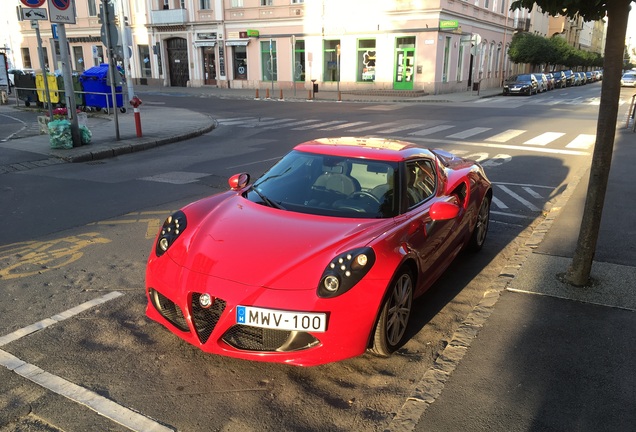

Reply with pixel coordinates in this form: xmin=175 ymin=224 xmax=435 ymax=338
xmin=0 ymin=84 xmax=614 ymax=431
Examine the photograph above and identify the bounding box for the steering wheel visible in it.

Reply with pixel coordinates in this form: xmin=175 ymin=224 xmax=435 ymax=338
xmin=351 ymin=191 xmax=381 ymax=204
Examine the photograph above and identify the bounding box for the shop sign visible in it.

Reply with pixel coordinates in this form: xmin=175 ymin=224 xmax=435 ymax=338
xmin=246 ymin=29 xmax=259 ymax=37
xmin=439 ymin=20 xmax=459 ymax=29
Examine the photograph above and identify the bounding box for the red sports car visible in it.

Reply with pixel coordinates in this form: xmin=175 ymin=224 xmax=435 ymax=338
xmin=145 ymin=137 xmax=492 ymax=366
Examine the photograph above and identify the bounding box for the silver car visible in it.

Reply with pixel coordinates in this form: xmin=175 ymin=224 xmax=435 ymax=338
xmin=621 ymin=72 xmax=636 ymax=87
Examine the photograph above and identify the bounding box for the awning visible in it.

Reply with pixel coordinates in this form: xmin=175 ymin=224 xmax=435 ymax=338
xmin=194 ymin=41 xmax=216 ymax=47
xmin=225 ymin=39 xmax=250 ymax=47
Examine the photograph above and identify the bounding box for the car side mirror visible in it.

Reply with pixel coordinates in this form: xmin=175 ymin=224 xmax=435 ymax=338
xmin=430 ymin=201 xmax=460 ymax=221
xmin=228 ymin=173 xmax=250 ymax=190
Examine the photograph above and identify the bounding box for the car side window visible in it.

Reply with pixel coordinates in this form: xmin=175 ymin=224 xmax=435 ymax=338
xmin=406 ymin=159 xmax=436 ymax=207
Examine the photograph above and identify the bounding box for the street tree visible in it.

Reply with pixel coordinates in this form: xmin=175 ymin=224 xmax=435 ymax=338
xmin=511 ymin=0 xmax=633 ymax=286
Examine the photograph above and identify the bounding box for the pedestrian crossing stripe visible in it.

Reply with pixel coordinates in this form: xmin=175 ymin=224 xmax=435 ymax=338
xmin=215 ymin=117 xmax=595 ymax=151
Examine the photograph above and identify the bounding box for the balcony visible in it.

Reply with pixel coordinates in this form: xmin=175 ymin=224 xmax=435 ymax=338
xmin=514 ymin=18 xmax=531 ymax=32
xmin=150 ymin=8 xmax=188 ymax=25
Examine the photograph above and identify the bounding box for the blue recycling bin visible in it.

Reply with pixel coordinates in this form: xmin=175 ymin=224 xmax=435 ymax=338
xmin=80 ymin=64 xmax=124 ymax=111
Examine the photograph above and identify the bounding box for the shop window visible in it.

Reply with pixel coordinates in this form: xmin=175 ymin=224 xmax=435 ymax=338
xmin=442 ymin=37 xmax=451 ymax=83
xmin=323 ymin=39 xmax=340 ymax=82
xmin=22 ymin=48 xmax=32 ymax=69
xmin=456 ymin=44 xmax=464 ymax=82
xmin=357 ymin=39 xmax=375 ymax=82
xmin=73 ymin=46 xmax=85 ymax=72
xmin=293 ymin=39 xmax=305 ymax=82
xmin=156 ymin=42 xmax=162 ymax=75
xmin=234 ymin=46 xmax=247 ymax=79
xmin=261 ymin=40 xmax=277 ymax=81
xmin=93 ymin=45 xmax=103 ymax=67
xmin=139 ymin=45 xmax=151 ymax=77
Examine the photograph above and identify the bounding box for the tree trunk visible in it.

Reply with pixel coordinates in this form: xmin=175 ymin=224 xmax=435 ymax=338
xmin=564 ymin=0 xmax=631 ymax=286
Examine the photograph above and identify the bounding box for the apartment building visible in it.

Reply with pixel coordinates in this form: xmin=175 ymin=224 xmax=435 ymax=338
xmin=10 ymin=0 xmax=526 ymax=95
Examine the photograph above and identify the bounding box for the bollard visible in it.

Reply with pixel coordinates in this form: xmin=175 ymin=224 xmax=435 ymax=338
xmin=307 ymin=89 xmax=312 ymax=101
xmin=279 ymin=89 xmax=284 ymax=101
xmin=255 ymin=89 xmax=260 ymax=100
xmin=337 ymin=91 xmax=342 ymax=102
xmin=265 ymin=88 xmax=270 ymax=99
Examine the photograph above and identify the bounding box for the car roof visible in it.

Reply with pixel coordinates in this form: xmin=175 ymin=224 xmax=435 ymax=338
xmin=293 ymin=137 xmax=434 ymax=162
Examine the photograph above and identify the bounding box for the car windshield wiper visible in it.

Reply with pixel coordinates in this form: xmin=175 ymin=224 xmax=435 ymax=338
xmin=251 ymin=186 xmax=286 ymax=210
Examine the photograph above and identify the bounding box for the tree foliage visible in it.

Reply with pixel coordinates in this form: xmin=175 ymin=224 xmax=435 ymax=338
xmin=508 ymin=32 xmax=605 ymax=70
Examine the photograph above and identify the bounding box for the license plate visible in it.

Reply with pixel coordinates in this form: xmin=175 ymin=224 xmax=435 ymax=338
xmin=236 ymin=306 xmax=326 ymax=333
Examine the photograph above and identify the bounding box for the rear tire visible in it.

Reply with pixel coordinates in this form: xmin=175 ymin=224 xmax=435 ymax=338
xmin=370 ymin=269 xmax=413 ymax=357
xmin=467 ymin=195 xmax=490 ymax=252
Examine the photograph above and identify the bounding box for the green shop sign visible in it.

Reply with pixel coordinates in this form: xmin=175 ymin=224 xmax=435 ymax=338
xmin=439 ymin=20 xmax=459 ymax=29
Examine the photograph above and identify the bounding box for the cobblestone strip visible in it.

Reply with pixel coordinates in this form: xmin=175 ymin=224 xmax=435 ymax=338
xmin=385 ymin=169 xmax=587 ymax=432
xmin=0 ymin=158 xmax=65 ymax=175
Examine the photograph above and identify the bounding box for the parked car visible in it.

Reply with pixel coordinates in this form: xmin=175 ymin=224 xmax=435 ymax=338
xmin=560 ymin=70 xmax=576 ymax=87
xmin=544 ymin=73 xmax=556 ymax=90
xmin=551 ymin=71 xmax=567 ymax=88
xmin=621 ymin=72 xmax=636 ymax=87
xmin=595 ymin=70 xmax=603 ymax=81
xmin=535 ymin=73 xmax=549 ymax=92
xmin=503 ymin=73 xmax=539 ymax=96
xmin=145 ymin=137 xmax=492 ymax=366
xmin=577 ymin=72 xmax=587 ymax=85
xmin=585 ymin=71 xmax=595 ymax=83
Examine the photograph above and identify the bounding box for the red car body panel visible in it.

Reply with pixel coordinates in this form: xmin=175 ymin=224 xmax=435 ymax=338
xmin=145 ymin=138 xmax=491 ymax=366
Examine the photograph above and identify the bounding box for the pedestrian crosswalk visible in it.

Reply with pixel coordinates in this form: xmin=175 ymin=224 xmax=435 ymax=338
xmin=215 ymin=116 xmax=596 ymax=151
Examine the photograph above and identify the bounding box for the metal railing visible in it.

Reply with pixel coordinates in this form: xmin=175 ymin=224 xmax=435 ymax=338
xmin=627 ymin=93 xmax=636 ymax=132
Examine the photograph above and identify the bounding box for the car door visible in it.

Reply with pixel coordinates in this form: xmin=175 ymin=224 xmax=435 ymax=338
xmin=400 ymin=159 xmax=460 ymax=294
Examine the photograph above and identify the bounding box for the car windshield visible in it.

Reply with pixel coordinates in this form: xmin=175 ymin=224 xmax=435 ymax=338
xmin=623 ymin=74 xmax=636 ymax=79
xmin=245 ymin=150 xmax=400 ymax=219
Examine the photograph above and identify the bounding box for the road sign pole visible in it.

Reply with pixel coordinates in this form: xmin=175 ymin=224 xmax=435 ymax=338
xmin=101 ymin=0 xmax=119 ymax=139
xmin=33 ymin=23 xmax=53 ymax=118
xmin=56 ymin=23 xmax=81 ymax=147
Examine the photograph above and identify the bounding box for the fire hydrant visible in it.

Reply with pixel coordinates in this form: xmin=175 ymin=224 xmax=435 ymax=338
xmin=130 ymin=95 xmax=143 ymax=137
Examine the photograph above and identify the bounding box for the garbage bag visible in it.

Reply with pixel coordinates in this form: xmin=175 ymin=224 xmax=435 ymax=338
xmin=48 ymin=119 xmax=73 ymax=149
xmin=80 ymin=125 xmax=92 ymax=145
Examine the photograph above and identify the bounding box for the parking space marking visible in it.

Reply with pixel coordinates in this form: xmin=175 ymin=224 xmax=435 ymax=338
xmin=0 ymin=292 xmax=173 ymax=431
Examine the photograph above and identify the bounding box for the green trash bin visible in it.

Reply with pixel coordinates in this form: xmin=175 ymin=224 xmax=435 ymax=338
xmin=55 ymin=74 xmax=84 ymax=108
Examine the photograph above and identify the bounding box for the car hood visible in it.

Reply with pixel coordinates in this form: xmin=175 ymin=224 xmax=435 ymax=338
xmin=168 ymin=195 xmax=394 ymax=290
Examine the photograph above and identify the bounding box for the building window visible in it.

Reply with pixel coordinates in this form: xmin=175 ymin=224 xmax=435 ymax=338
xmin=22 ymin=48 xmax=32 ymax=69
xmin=88 ymin=0 xmax=97 ymax=16
xmin=163 ymin=0 xmax=169 ymax=9
xmin=231 ymin=0 xmax=243 ymax=7
xmin=73 ymin=46 xmax=85 ymax=72
xmin=357 ymin=39 xmax=376 ymax=82
xmin=93 ymin=45 xmax=103 ymax=66
xmin=456 ymin=43 xmax=464 ymax=82
xmin=484 ymin=0 xmax=489 ymax=8
xmin=261 ymin=0 xmax=272 ymax=5
xmin=291 ymin=0 xmax=304 ymax=3
xmin=139 ymin=45 xmax=151 ymax=77
xmin=442 ymin=37 xmax=451 ymax=83
xmin=323 ymin=39 xmax=340 ymax=82
xmin=293 ymin=39 xmax=305 ymax=82
xmin=234 ymin=46 xmax=247 ymax=79
xmin=261 ymin=40 xmax=277 ymax=81
xmin=40 ymin=46 xmax=49 ymax=70
xmin=200 ymin=0 xmax=211 ymax=9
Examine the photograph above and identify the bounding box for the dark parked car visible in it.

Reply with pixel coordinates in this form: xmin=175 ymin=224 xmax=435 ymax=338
xmin=560 ymin=70 xmax=576 ymax=87
xmin=551 ymin=71 xmax=567 ymax=88
xmin=585 ymin=71 xmax=595 ymax=82
xmin=503 ymin=73 xmax=539 ymax=96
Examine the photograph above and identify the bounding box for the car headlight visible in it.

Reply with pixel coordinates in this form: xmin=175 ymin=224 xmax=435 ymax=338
xmin=155 ymin=210 xmax=187 ymax=257
xmin=318 ymin=247 xmax=376 ymax=298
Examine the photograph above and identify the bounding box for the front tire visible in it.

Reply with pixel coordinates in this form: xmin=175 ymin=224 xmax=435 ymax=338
xmin=370 ymin=269 xmax=413 ymax=357
xmin=467 ymin=195 xmax=490 ymax=252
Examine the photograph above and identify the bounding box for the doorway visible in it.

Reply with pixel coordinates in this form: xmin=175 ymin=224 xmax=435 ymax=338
xmin=203 ymin=47 xmax=216 ymax=85
xmin=394 ymin=37 xmax=415 ymax=90
xmin=166 ymin=37 xmax=189 ymax=87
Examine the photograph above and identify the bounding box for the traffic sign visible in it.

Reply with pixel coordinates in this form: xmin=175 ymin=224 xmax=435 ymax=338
xmin=20 ymin=0 xmax=46 ymax=7
xmin=21 ymin=7 xmax=48 ymax=20
xmin=48 ymin=0 xmax=76 ymax=24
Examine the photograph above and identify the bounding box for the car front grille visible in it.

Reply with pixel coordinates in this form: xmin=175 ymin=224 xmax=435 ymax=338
xmin=148 ymin=288 xmax=189 ymax=332
xmin=191 ymin=293 xmax=226 ymax=344
xmin=222 ymin=325 xmax=292 ymax=351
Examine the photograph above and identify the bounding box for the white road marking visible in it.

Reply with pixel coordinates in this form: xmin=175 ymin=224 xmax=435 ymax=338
xmin=446 ymin=127 xmax=492 ymax=139
xmin=382 ymin=122 xmax=429 ymax=134
xmin=485 ymin=129 xmax=526 ymax=143
xmin=408 ymin=124 xmax=456 ymax=136
xmin=408 ymin=137 xmax=590 ymax=156
xmin=523 ymin=187 xmax=543 ymax=199
xmin=523 ymin=132 xmax=566 ymax=146
xmin=319 ymin=121 xmax=370 ymax=130
xmin=0 ymin=292 xmax=171 ymax=431
xmin=491 ymin=196 xmax=508 ymax=209
xmin=565 ymin=134 xmax=596 ymax=149
xmin=348 ymin=121 xmax=401 ymax=132
xmin=291 ymin=120 xmax=348 ymax=130
xmin=496 ymin=184 xmax=540 ymax=211
xmin=240 ymin=118 xmax=296 ymax=128
xmin=262 ymin=119 xmax=321 ymax=129
xmin=139 ymin=171 xmax=209 ymax=185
